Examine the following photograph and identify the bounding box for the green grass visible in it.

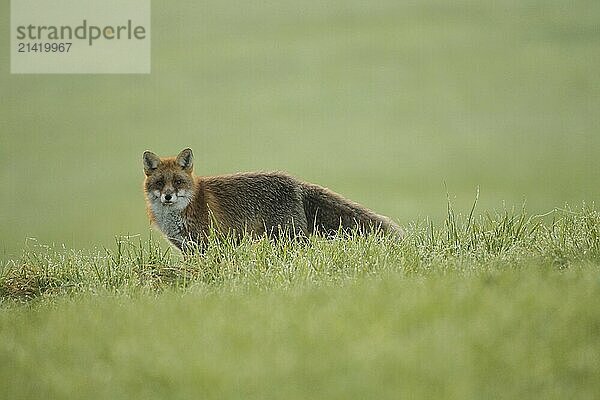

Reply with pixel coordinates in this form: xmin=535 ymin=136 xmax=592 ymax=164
xmin=2 ymin=205 xmax=599 ymax=301
xmin=1 ymin=206 xmax=599 ymax=399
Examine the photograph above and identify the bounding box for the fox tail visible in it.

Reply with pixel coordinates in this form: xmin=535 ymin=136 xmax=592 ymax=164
xmin=301 ymin=183 xmax=404 ymax=237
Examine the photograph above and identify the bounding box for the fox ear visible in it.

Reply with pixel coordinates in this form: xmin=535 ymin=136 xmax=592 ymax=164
xmin=143 ymin=151 xmax=161 ymax=176
xmin=176 ymin=148 xmax=194 ymax=172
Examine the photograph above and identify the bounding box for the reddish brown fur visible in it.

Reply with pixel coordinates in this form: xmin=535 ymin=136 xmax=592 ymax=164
xmin=143 ymin=149 xmax=403 ymax=252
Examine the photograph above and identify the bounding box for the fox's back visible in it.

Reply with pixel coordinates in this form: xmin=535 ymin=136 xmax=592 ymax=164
xmin=203 ymin=172 xmax=301 ymax=200
xmin=200 ymin=172 xmax=307 ymax=236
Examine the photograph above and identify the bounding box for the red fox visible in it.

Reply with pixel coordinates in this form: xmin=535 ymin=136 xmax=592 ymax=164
xmin=143 ymin=148 xmax=403 ymax=251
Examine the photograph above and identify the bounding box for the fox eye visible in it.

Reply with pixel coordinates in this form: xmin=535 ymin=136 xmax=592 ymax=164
xmin=155 ymin=180 xmax=164 ymax=188
xmin=174 ymin=178 xmax=183 ymax=185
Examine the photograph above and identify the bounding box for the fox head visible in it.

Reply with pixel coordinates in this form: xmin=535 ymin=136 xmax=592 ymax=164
xmin=143 ymin=148 xmax=196 ymax=210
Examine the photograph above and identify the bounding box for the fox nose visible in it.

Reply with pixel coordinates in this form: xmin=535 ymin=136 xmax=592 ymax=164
xmin=164 ymin=194 xmax=172 ymax=201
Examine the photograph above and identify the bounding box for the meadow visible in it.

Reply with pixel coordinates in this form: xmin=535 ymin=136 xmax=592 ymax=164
xmin=2 ymin=206 xmax=600 ymax=398
xmin=1 ymin=0 xmax=600 ymax=398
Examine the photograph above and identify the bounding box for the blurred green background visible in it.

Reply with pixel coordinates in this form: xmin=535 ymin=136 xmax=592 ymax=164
xmin=1 ymin=0 xmax=599 ymax=259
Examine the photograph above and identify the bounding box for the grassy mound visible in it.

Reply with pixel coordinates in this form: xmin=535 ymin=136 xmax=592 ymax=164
xmin=1 ymin=207 xmax=599 ymax=399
